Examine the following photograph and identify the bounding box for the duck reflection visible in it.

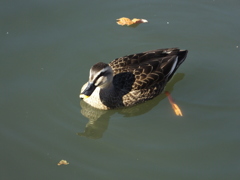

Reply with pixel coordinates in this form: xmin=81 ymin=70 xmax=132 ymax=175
xmin=77 ymin=73 xmax=185 ymax=139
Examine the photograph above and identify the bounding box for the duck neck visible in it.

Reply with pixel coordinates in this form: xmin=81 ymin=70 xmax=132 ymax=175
xmin=99 ymin=82 xmax=122 ymax=108
xmin=100 ymin=81 xmax=115 ymax=95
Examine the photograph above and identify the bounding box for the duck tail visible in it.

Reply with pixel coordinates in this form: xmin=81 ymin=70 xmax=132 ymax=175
xmin=167 ymin=49 xmax=188 ymax=81
xmin=177 ymin=49 xmax=188 ymax=65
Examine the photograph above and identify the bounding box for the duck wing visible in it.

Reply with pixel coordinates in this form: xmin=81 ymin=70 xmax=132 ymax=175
xmin=109 ymin=48 xmax=188 ymax=90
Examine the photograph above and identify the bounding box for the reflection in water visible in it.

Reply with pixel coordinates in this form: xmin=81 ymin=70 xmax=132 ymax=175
xmin=77 ymin=102 xmax=111 ymax=139
xmin=78 ymin=73 xmax=185 ymax=139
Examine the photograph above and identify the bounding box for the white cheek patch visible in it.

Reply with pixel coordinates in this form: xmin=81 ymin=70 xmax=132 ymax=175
xmin=89 ymin=69 xmax=102 ymax=82
xmin=95 ymin=76 xmax=104 ymax=86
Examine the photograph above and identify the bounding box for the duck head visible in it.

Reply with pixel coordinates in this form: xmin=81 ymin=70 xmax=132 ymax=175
xmin=80 ymin=62 xmax=113 ymax=99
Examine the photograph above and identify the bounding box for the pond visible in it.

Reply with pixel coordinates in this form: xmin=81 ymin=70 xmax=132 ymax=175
xmin=1 ymin=0 xmax=240 ymax=179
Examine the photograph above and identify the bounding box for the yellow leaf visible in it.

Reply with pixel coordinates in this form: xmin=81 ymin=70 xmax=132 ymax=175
xmin=116 ymin=17 xmax=133 ymax=26
xmin=132 ymin=18 xmax=148 ymax=23
xmin=116 ymin=17 xmax=148 ymax=26
xmin=57 ymin=160 xmax=69 ymax=166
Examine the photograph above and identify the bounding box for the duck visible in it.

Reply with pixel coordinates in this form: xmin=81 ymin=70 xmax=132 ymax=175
xmin=80 ymin=48 xmax=188 ymax=110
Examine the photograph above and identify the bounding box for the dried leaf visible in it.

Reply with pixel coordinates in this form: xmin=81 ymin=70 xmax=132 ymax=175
xmin=116 ymin=17 xmax=133 ymax=26
xmin=132 ymin=18 xmax=148 ymax=24
xmin=165 ymin=91 xmax=183 ymax=116
xmin=57 ymin=160 xmax=69 ymax=166
xmin=116 ymin=17 xmax=148 ymax=26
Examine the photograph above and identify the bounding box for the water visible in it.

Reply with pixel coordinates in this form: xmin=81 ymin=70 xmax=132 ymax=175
xmin=1 ymin=0 xmax=240 ymax=179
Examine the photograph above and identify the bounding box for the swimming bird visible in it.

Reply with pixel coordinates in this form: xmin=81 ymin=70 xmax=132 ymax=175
xmin=80 ymin=48 xmax=188 ymax=110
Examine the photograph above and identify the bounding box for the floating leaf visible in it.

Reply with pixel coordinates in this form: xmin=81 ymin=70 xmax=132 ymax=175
xmin=116 ymin=17 xmax=148 ymax=26
xmin=57 ymin=160 xmax=69 ymax=166
xmin=132 ymin=18 xmax=148 ymax=24
xmin=165 ymin=91 xmax=183 ymax=116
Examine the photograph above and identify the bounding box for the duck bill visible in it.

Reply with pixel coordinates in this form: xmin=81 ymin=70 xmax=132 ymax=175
xmin=80 ymin=82 xmax=96 ymax=99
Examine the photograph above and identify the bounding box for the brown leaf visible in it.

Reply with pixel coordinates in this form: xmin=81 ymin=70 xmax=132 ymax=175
xmin=131 ymin=18 xmax=148 ymax=24
xmin=116 ymin=17 xmax=148 ymax=26
xmin=57 ymin=160 xmax=69 ymax=166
